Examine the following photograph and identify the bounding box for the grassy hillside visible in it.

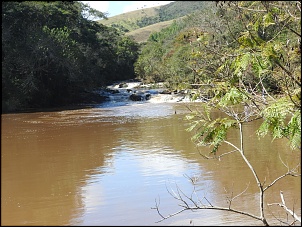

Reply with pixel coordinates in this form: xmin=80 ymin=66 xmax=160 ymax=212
xmin=156 ymin=1 xmax=211 ymax=21
xmin=126 ymin=19 xmax=174 ymax=43
xmin=100 ymin=6 xmax=161 ymax=29
xmin=98 ymin=1 xmax=211 ymax=43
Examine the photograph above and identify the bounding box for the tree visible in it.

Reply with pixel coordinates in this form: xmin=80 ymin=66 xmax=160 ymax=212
xmin=153 ymin=1 xmax=301 ymax=225
xmin=2 ymin=1 xmax=104 ymax=110
xmin=115 ymin=36 xmax=140 ymax=81
xmin=2 ymin=1 xmax=139 ymax=112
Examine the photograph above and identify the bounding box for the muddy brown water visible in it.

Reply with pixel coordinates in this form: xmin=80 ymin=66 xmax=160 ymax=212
xmin=1 ymin=102 xmax=301 ymax=226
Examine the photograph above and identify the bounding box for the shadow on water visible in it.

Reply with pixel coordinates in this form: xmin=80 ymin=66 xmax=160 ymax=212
xmin=2 ymin=92 xmax=165 ymax=115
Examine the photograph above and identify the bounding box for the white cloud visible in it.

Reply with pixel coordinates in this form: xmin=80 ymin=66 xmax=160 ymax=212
xmin=123 ymin=1 xmax=173 ymax=14
xmin=80 ymin=1 xmax=174 ymax=18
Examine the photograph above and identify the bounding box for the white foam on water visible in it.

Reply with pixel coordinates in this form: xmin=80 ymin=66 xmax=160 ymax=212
xmin=101 ymin=81 xmax=204 ymax=108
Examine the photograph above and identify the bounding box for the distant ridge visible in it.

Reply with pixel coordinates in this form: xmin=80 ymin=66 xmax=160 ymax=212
xmin=99 ymin=5 xmax=161 ymax=29
xmin=98 ymin=1 xmax=211 ymax=43
xmin=126 ymin=19 xmax=175 ymax=43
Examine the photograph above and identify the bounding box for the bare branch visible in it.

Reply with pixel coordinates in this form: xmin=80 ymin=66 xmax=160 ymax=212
xmin=203 ymin=196 xmax=213 ymax=207
xmin=155 ymin=203 xmax=264 ymax=223
xmin=152 ymin=196 xmax=165 ymax=219
xmin=196 ymin=147 xmax=213 ymax=159
xmin=278 ymin=152 xmax=290 ymax=170
xmin=232 ymin=182 xmax=250 ymax=202
xmin=266 ymin=207 xmax=295 ymax=226
xmin=217 ymin=149 xmax=237 ymax=161
xmin=153 ymin=204 xmax=187 ymax=223
xmin=223 ymin=140 xmax=241 ymax=152
xmin=224 ymin=182 xmax=250 ymax=209
xmin=183 ymin=173 xmax=200 ymax=185
xmin=274 ymin=60 xmax=301 ymax=86
xmin=263 ymin=160 xmax=301 ymax=192
xmin=156 ymin=179 xmax=265 ymax=224
xmin=267 ymin=191 xmax=301 ymax=223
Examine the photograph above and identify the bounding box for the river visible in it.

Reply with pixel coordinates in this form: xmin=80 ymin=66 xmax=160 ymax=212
xmin=1 ymin=95 xmax=301 ymax=226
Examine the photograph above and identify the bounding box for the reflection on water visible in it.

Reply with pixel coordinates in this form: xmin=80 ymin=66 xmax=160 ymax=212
xmin=1 ymin=102 xmax=301 ymax=226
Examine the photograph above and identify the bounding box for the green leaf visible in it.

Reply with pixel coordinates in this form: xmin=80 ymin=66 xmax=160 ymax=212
xmin=218 ymin=88 xmax=247 ymax=107
xmin=263 ymin=13 xmax=275 ymax=28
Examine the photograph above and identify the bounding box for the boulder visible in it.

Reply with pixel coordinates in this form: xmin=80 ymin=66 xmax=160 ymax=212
xmin=130 ymin=93 xmax=143 ymax=101
xmin=129 ymin=93 xmax=151 ymax=101
xmin=145 ymin=93 xmax=151 ymax=100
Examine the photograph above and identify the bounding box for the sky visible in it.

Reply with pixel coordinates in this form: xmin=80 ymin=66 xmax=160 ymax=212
xmin=81 ymin=1 xmax=174 ymax=18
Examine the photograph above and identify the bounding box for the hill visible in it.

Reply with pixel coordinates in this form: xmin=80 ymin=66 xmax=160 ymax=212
xmin=98 ymin=1 xmax=211 ymax=43
xmin=99 ymin=5 xmax=161 ymax=33
xmin=126 ymin=19 xmax=176 ymax=43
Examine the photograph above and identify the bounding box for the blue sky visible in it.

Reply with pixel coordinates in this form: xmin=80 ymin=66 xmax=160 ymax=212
xmin=81 ymin=1 xmax=173 ymax=17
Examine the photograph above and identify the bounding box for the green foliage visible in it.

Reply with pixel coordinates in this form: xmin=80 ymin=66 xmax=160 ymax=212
xmin=137 ymin=16 xmax=160 ymax=28
xmin=115 ymin=36 xmax=140 ymax=80
xmin=218 ymin=88 xmax=248 ymax=107
xmin=286 ymin=110 xmax=302 ymax=150
xmin=111 ymin=23 xmax=129 ymax=33
xmin=136 ymin=1 xmax=301 ymax=224
xmin=134 ymin=14 xmax=209 ymax=86
xmin=257 ymin=98 xmax=300 ymax=149
xmin=158 ymin=1 xmax=212 ymax=22
xmin=2 ymin=1 xmax=139 ymax=112
xmin=191 ymin=1 xmax=301 ymax=151
xmin=135 ymin=1 xmax=301 ymax=153
xmin=186 ymin=108 xmax=238 ymax=154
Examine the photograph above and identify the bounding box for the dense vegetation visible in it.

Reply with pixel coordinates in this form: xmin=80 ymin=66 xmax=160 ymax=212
xmin=144 ymin=1 xmax=300 ymax=225
xmin=157 ymin=1 xmax=211 ymax=22
xmin=135 ymin=1 xmax=300 ymax=96
xmin=135 ymin=0 xmax=300 ymax=150
xmin=135 ymin=1 xmax=212 ymax=28
xmin=2 ymin=1 xmax=139 ymax=112
xmin=126 ymin=19 xmax=176 ymax=43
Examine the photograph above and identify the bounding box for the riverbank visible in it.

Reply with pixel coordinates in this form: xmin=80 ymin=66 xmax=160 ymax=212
xmin=2 ymin=80 xmax=201 ymax=114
